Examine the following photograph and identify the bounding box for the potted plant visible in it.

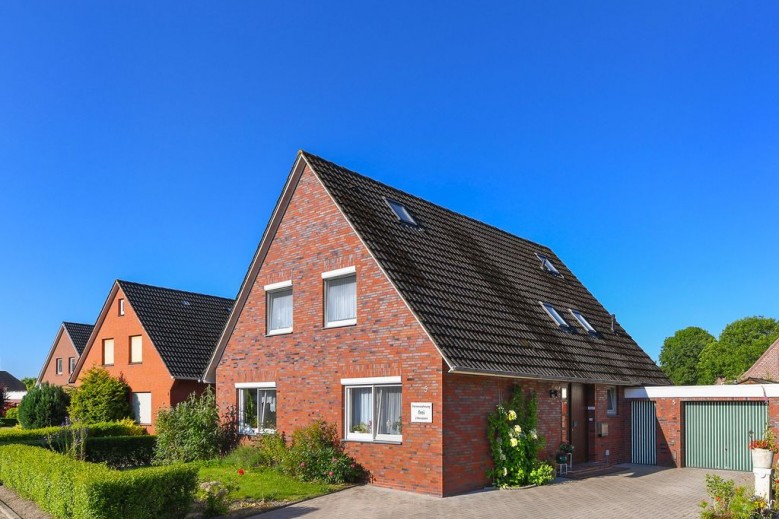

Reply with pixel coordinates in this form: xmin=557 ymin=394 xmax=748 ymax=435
xmin=749 ymin=426 xmax=778 ymax=469
xmin=556 ymin=442 xmax=574 ymax=464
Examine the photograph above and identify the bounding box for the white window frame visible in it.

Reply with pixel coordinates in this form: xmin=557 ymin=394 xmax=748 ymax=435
xmin=540 ymin=302 xmax=569 ymax=329
xmin=341 ymin=376 xmax=402 ymax=443
xmin=132 ymin=392 xmax=152 ymax=425
xmin=119 ymin=298 xmax=125 ymax=316
xmin=265 ymin=280 xmax=293 ymax=336
xmin=55 ymin=358 xmax=63 ymax=375
xmin=103 ymin=338 xmax=115 ymax=366
xmin=236 ymin=382 xmax=277 ymax=435
xmin=130 ymin=335 xmax=143 ymax=363
xmin=322 ymin=267 xmax=357 ymax=328
xmin=535 ymin=253 xmax=562 ymax=277
xmin=69 ymin=357 xmax=76 ymax=374
xmin=606 ymin=387 xmax=618 ymax=415
xmin=570 ymin=309 xmax=597 ymax=334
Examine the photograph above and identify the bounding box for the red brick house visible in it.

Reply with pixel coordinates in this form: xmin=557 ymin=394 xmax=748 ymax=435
xmin=740 ymin=337 xmax=779 ymax=383
xmin=204 ymin=151 xmax=668 ymax=496
xmin=38 ymin=322 xmax=94 ymax=386
xmin=70 ymin=280 xmax=232 ymax=432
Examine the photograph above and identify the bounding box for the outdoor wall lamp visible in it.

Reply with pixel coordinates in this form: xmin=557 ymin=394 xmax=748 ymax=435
xmin=549 ymin=389 xmax=558 ymax=398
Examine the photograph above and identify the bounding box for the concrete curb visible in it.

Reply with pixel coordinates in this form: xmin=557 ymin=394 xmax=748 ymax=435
xmin=0 ymin=499 xmax=22 ymax=519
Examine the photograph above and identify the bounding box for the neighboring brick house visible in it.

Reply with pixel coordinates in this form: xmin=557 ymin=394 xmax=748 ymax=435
xmin=38 ymin=322 xmax=94 ymax=386
xmin=0 ymin=371 xmax=27 ymax=411
xmin=70 ymin=280 xmax=233 ymax=432
xmin=740 ymin=337 xmax=779 ymax=383
xmin=204 ymin=151 xmax=668 ymax=496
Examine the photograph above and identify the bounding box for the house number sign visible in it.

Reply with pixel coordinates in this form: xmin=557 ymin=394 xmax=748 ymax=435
xmin=411 ymin=402 xmax=433 ymax=423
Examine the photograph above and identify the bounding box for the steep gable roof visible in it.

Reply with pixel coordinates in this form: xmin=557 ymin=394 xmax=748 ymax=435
xmin=117 ymin=281 xmax=233 ymax=379
xmin=0 ymin=371 xmax=26 ymax=392
xmin=63 ymin=322 xmax=94 ymax=355
xmin=206 ymin=151 xmax=668 ymax=386
xmin=740 ymin=336 xmax=779 ymax=383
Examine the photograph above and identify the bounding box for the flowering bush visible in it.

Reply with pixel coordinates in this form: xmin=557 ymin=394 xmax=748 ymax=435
xmin=749 ymin=426 xmax=778 ymax=453
xmin=699 ymin=474 xmax=775 ymax=519
xmin=197 ymin=480 xmax=235 ymax=517
xmin=285 ymin=420 xmax=366 ymax=484
xmin=487 ymin=386 xmax=549 ymax=487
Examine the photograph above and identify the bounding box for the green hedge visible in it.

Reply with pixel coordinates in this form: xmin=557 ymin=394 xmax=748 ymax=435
xmin=0 ymin=444 xmax=197 ymax=519
xmin=0 ymin=418 xmax=18 ymax=427
xmin=82 ymin=436 xmax=157 ymax=469
xmin=0 ymin=420 xmax=146 ymax=444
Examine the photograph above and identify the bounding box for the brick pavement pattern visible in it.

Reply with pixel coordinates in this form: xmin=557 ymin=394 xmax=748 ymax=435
xmin=252 ymin=465 xmax=752 ymax=519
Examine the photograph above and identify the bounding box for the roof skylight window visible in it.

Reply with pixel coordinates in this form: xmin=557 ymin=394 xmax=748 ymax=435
xmin=541 ymin=302 xmax=570 ymax=329
xmin=536 ymin=253 xmax=562 ymax=277
xmin=570 ymin=309 xmax=597 ymax=334
xmin=385 ymin=198 xmax=418 ymax=226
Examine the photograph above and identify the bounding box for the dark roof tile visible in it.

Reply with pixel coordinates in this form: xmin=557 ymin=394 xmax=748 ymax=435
xmin=63 ymin=322 xmax=94 ymax=355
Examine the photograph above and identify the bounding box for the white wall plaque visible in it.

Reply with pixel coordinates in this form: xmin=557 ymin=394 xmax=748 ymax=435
xmin=411 ymin=402 xmax=433 ymax=423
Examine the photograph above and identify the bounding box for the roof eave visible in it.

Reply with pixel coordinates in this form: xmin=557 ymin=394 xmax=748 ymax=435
xmin=448 ymin=365 xmax=669 ymax=387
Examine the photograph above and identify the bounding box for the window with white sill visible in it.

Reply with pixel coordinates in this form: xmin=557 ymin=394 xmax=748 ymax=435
xmin=324 ymin=274 xmax=356 ymax=327
xmin=345 ymin=384 xmax=402 ymax=442
xmin=238 ymin=385 xmax=277 ymax=434
xmin=266 ymin=286 xmax=293 ymax=335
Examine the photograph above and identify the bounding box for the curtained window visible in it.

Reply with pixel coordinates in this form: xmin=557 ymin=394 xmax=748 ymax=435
xmin=238 ymin=386 xmax=277 ymax=434
xmin=606 ymin=387 xmax=618 ymax=415
xmin=325 ymin=274 xmax=356 ymax=327
xmin=267 ymin=288 xmax=293 ymax=334
xmin=346 ymin=384 xmax=402 ymax=442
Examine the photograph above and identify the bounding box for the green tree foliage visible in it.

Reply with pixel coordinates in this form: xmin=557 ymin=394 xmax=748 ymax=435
xmin=154 ymin=388 xmax=237 ymax=464
xmin=697 ymin=316 xmax=779 ymax=384
xmin=659 ymin=327 xmax=716 ymax=385
xmin=20 ymin=377 xmax=37 ymax=391
xmin=0 ymin=385 xmax=6 ymax=414
xmin=17 ymin=382 xmax=69 ymax=429
xmin=68 ymin=367 xmax=133 ymax=424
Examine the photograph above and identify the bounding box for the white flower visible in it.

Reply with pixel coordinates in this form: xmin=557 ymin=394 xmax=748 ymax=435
xmin=510 ymin=437 xmax=519 ymax=448
xmin=514 ymin=425 xmax=522 ymax=434
xmin=502 ymin=467 xmax=508 ymax=476
xmin=507 ymin=410 xmax=517 ymax=421
xmin=530 ymin=429 xmax=538 ymax=440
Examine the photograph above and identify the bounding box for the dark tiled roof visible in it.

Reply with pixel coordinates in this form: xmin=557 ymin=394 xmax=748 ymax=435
xmin=118 ymin=281 xmax=233 ymax=379
xmin=63 ymin=322 xmax=94 ymax=355
xmin=0 ymin=371 xmax=26 ymax=392
xmin=302 ymin=152 xmax=669 ymax=386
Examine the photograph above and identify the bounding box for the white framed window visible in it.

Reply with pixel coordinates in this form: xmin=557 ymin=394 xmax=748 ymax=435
xmin=541 ymin=302 xmax=569 ymax=329
xmin=236 ymin=382 xmax=277 ymax=435
xmin=130 ymin=335 xmax=143 ymax=363
xmin=385 ymin=198 xmax=418 ymax=226
xmin=265 ymin=281 xmax=293 ymax=335
xmin=606 ymin=387 xmax=618 ymax=415
xmin=103 ymin=338 xmax=115 ymax=366
xmin=132 ymin=392 xmax=152 ymax=425
xmin=323 ymin=267 xmax=357 ymax=328
xmin=570 ymin=309 xmax=597 ymax=334
xmin=536 ymin=253 xmax=562 ymax=277
xmin=69 ymin=357 xmax=76 ymax=374
xmin=342 ymin=377 xmax=402 ymax=442
xmin=55 ymin=358 xmax=63 ymax=375
xmin=119 ymin=298 xmax=125 ymax=316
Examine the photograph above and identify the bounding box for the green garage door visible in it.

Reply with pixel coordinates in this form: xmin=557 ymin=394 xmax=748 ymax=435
xmin=685 ymin=401 xmax=768 ymax=471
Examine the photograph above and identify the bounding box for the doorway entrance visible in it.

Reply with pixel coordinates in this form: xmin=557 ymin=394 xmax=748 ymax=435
xmin=568 ymin=383 xmax=593 ymax=464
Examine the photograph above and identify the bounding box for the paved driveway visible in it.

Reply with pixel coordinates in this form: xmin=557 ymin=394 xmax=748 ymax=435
xmin=251 ymin=464 xmax=752 ymax=519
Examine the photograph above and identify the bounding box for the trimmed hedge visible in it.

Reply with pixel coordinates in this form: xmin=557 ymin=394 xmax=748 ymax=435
xmin=0 ymin=444 xmax=197 ymax=519
xmin=0 ymin=417 xmax=18 ymax=427
xmin=82 ymin=436 xmax=157 ymax=469
xmin=0 ymin=420 xmax=146 ymax=444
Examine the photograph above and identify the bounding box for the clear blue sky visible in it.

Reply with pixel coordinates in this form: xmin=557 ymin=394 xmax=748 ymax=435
xmin=1 ymin=2 xmax=777 ymax=379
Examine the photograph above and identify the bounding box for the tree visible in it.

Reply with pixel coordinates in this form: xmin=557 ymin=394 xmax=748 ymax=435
xmin=659 ymin=327 xmax=716 ymax=385
xmin=17 ymin=382 xmax=69 ymax=429
xmin=20 ymin=377 xmax=37 ymax=391
xmin=0 ymin=385 xmax=6 ymax=416
xmin=697 ymin=316 xmax=779 ymax=384
xmin=68 ymin=367 xmax=133 ymax=424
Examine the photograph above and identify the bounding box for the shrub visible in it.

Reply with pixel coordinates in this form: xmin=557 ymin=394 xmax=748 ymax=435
xmin=283 ymin=421 xmax=365 ymax=484
xmin=68 ymin=367 xmax=133 ymax=424
xmin=0 ymin=417 xmax=18 ymax=427
xmin=17 ymin=382 xmax=69 ymax=429
xmin=0 ymin=444 xmax=197 ymax=519
xmin=0 ymin=420 xmax=145 ymax=445
xmin=154 ymin=388 xmax=236 ymax=464
xmin=487 ymin=386 xmax=548 ymax=488
xmin=5 ymin=406 xmax=18 ymax=420
xmin=196 ymin=480 xmax=234 ymax=517
xmin=82 ymin=436 xmax=157 ymax=468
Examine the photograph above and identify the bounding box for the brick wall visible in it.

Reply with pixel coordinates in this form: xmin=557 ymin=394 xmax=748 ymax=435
xmin=40 ymin=328 xmax=79 ymax=386
xmin=76 ymin=287 xmax=209 ymax=432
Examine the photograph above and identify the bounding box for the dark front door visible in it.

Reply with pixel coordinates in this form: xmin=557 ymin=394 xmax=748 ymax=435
xmin=569 ymin=383 xmax=588 ymax=464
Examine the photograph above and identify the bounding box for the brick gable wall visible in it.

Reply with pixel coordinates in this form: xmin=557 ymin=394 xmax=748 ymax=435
xmin=40 ymin=330 xmax=79 ymax=386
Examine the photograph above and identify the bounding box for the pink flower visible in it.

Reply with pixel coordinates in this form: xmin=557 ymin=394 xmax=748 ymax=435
xmin=237 ymin=468 xmax=245 ymax=476
xmin=328 ymin=471 xmax=334 ymax=476
xmin=350 ymin=463 xmax=355 ymax=469
xmin=300 ymin=462 xmax=306 ymax=467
